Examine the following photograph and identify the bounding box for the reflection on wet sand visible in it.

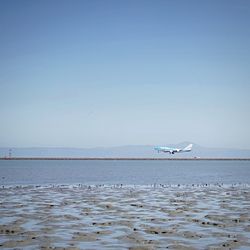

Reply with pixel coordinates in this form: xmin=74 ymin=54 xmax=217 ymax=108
xmin=0 ymin=184 xmax=250 ymax=249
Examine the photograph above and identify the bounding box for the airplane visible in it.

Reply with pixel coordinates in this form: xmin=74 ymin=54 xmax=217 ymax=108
xmin=154 ymin=144 xmax=193 ymax=154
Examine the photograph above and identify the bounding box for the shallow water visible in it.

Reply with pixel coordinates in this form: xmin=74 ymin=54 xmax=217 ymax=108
xmin=0 ymin=160 xmax=250 ymax=186
xmin=1 ymin=160 xmax=250 ymax=249
xmin=0 ymin=185 xmax=250 ymax=249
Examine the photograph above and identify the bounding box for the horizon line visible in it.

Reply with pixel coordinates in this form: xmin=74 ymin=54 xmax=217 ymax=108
xmin=1 ymin=143 xmax=250 ymax=151
xmin=1 ymin=157 xmax=250 ymax=161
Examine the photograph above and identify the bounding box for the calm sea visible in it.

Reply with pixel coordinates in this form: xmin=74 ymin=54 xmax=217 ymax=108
xmin=0 ymin=160 xmax=250 ymax=186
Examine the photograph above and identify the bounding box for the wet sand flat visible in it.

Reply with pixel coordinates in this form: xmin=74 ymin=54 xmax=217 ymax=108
xmin=0 ymin=184 xmax=250 ymax=249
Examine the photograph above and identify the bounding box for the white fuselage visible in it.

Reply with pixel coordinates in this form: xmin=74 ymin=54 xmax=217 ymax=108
xmin=154 ymin=144 xmax=193 ymax=154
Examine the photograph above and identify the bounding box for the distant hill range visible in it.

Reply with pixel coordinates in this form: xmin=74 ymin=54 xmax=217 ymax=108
xmin=1 ymin=142 xmax=250 ymax=158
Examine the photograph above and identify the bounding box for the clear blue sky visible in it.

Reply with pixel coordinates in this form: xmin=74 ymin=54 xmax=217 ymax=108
xmin=0 ymin=0 xmax=250 ymax=149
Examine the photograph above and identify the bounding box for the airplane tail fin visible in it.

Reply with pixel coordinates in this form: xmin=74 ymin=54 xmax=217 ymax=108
xmin=182 ymin=144 xmax=193 ymax=152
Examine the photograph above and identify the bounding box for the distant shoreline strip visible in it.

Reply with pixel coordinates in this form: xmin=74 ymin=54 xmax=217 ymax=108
xmin=1 ymin=157 xmax=250 ymax=161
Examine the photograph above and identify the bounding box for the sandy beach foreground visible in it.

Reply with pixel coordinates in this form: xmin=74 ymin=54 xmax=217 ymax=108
xmin=0 ymin=185 xmax=250 ymax=250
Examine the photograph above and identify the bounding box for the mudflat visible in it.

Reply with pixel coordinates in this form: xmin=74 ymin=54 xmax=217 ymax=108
xmin=0 ymin=184 xmax=250 ymax=249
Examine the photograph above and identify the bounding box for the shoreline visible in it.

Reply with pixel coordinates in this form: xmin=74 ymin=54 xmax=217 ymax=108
xmin=1 ymin=157 xmax=250 ymax=160
xmin=1 ymin=183 xmax=249 ymax=189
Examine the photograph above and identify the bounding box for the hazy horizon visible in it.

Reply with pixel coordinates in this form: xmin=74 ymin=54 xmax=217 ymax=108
xmin=1 ymin=0 xmax=250 ymax=149
xmin=1 ymin=142 xmax=250 ymax=159
xmin=2 ymin=141 xmax=250 ymax=151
